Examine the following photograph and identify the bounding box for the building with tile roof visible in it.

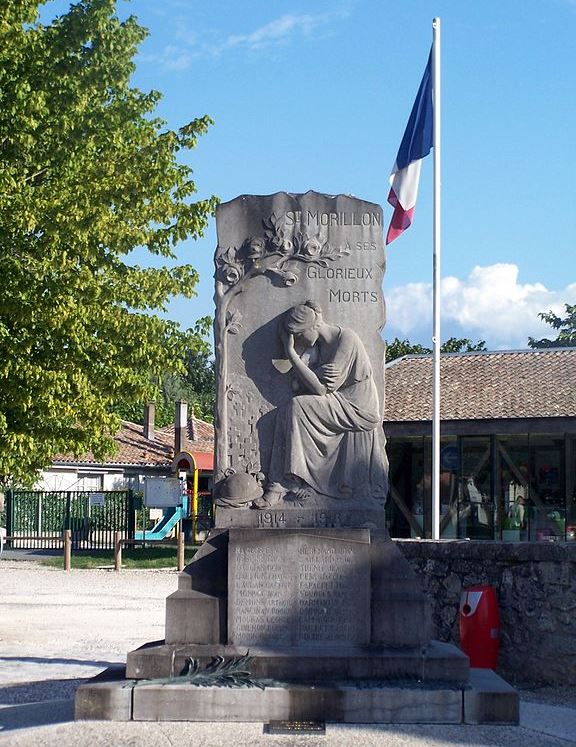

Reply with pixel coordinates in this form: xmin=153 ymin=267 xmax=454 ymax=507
xmin=36 ymin=401 xmax=214 ymax=492
xmin=384 ymin=348 xmax=576 ymax=542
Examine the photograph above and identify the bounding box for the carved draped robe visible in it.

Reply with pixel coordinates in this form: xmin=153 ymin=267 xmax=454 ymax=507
xmin=268 ymin=327 xmax=388 ymax=500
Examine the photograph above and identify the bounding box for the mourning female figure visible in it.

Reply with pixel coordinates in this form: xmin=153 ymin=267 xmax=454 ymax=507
xmin=254 ymin=300 xmax=388 ymax=507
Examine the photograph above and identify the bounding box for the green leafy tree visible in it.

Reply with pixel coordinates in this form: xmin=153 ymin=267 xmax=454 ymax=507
xmin=181 ymin=316 xmax=215 ymax=422
xmin=113 ymin=318 xmax=216 ymax=426
xmin=385 ymin=336 xmax=486 ymax=363
xmin=528 ymin=304 xmax=576 ymax=349
xmin=385 ymin=338 xmax=431 ymax=362
xmin=440 ymin=337 xmax=486 ymax=354
xmin=0 ymin=0 xmax=218 ymax=486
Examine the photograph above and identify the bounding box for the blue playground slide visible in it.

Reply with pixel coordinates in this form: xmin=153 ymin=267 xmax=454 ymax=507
xmin=134 ymin=496 xmax=189 ymax=541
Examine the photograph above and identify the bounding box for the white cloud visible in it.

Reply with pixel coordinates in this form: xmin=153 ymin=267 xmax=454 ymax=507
xmin=385 ymin=281 xmax=431 ymax=333
xmin=385 ymin=263 xmax=576 ymax=349
xmin=143 ymin=8 xmax=350 ymax=70
xmin=221 ymin=12 xmax=344 ymax=53
xmin=156 ymin=44 xmax=192 ymax=71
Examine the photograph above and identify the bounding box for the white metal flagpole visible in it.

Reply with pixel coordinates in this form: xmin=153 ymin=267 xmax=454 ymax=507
xmin=431 ymin=17 xmax=441 ymax=540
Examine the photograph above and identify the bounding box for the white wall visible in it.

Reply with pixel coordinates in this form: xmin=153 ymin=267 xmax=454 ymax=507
xmin=36 ymin=468 xmax=129 ymax=492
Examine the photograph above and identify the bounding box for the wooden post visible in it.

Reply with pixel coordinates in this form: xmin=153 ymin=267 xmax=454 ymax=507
xmin=177 ymin=527 xmax=185 ymax=572
xmin=114 ymin=531 xmax=122 ymax=572
xmin=63 ymin=529 xmax=71 ymax=571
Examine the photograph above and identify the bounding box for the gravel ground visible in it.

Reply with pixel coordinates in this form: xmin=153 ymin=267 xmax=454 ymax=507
xmin=1 ymin=560 xmax=174 ymax=687
xmin=517 ymin=684 xmax=576 ymax=710
xmin=1 ymin=558 xmax=575 ymax=747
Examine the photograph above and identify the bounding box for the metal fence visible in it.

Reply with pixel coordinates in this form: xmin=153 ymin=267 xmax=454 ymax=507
xmin=5 ymin=490 xmax=136 ymax=550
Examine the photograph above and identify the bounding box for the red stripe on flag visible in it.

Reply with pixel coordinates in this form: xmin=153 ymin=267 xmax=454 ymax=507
xmin=386 ymin=188 xmax=415 ymax=245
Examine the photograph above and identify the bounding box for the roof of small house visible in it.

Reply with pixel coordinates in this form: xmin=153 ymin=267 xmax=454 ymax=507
xmin=384 ymin=347 xmax=576 ymax=422
xmin=52 ymin=415 xmax=214 ymax=468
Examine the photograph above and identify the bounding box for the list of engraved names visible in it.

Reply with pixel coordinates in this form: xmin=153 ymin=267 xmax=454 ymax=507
xmin=231 ymin=539 xmax=366 ymax=645
xmin=231 ymin=545 xmax=292 ymax=644
xmin=298 ymin=543 xmax=361 ymax=641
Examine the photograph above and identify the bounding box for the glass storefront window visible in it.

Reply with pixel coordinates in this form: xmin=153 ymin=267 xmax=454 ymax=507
xmin=567 ymin=437 xmax=576 ymax=541
xmin=529 ymin=434 xmax=565 ymax=541
xmin=497 ymin=435 xmax=529 ymax=541
xmin=459 ymin=436 xmax=494 ymax=539
xmin=387 ymin=432 xmax=574 ymax=542
xmin=439 ymin=438 xmax=459 ymax=538
xmin=386 ymin=438 xmax=426 ymax=538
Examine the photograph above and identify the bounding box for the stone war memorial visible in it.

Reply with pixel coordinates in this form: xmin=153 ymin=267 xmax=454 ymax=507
xmin=76 ymin=192 xmax=518 ymax=724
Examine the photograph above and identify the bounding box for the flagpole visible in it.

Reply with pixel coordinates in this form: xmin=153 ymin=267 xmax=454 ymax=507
xmin=431 ymin=17 xmax=441 ymax=540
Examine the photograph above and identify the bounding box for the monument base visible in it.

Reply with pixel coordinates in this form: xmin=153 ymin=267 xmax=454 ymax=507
xmin=75 ymin=667 xmax=519 ymax=725
xmin=126 ymin=640 xmax=469 ymax=685
xmin=74 ymin=526 xmax=519 ymax=725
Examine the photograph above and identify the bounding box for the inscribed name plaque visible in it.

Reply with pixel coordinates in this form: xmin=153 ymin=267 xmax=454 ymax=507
xmin=227 ymin=529 xmax=371 ymax=646
xmin=213 ymin=191 xmax=389 ymax=526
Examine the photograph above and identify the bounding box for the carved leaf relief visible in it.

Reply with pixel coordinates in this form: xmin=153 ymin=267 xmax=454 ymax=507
xmin=214 ymin=212 xmax=350 ymax=293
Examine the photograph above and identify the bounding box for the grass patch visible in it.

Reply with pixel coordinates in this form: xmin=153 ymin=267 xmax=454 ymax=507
xmin=41 ymin=546 xmax=199 ymax=570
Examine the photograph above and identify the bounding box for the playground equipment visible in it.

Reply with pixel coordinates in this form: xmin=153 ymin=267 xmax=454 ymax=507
xmin=134 ymin=501 xmax=189 ymax=542
xmin=135 ymin=451 xmax=213 ymax=544
xmin=135 ymin=478 xmax=187 ymax=542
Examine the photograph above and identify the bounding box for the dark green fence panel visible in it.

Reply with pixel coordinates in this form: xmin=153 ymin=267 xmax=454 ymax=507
xmin=6 ymin=490 xmax=135 ymax=549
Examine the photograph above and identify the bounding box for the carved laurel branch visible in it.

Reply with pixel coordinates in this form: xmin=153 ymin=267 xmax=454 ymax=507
xmin=134 ymin=652 xmax=267 ymax=690
xmin=214 ymin=212 xmax=350 ymax=292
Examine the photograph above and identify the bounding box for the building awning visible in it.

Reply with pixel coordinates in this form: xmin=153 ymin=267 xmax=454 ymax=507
xmin=173 ymin=450 xmax=214 ymax=472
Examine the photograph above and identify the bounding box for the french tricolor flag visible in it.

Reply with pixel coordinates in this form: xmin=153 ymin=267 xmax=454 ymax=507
xmin=386 ymin=52 xmax=434 ymax=245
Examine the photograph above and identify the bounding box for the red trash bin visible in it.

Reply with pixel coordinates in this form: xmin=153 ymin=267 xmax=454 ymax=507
xmin=459 ymin=584 xmax=500 ymax=669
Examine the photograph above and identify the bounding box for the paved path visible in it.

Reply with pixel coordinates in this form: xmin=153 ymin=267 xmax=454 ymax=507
xmin=1 ymin=560 xmax=575 ymax=746
xmin=2 ymin=703 xmax=575 ymax=746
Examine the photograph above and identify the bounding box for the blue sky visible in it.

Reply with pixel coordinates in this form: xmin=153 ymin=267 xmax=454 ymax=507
xmin=43 ymin=0 xmax=576 ymax=349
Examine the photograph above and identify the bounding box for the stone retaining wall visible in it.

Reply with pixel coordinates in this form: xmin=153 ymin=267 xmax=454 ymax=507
xmin=395 ymin=539 xmax=576 ymax=685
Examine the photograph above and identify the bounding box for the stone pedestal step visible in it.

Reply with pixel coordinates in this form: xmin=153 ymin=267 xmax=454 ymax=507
xmin=75 ymin=668 xmax=519 ymax=725
xmin=126 ymin=640 xmax=469 ymax=686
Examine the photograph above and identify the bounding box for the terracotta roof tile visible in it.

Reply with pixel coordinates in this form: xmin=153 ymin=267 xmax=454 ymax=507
xmin=53 ymin=415 xmax=214 ymax=467
xmin=159 ymin=418 xmax=214 ymax=450
xmin=384 ymin=348 xmax=576 ymax=422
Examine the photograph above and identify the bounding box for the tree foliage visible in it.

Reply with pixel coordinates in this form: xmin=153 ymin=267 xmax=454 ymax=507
xmin=113 ymin=317 xmax=216 ymax=427
xmin=0 ymin=0 xmax=218 ymax=485
xmin=181 ymin=316 xmax=216 ymax=422
xmin=440 ymin=337 xmax=487 ymax=354
xmin=528 ymin=304 xmax=576 ymax=349
xmin=385 ymin=337 xmax=487 ymax=363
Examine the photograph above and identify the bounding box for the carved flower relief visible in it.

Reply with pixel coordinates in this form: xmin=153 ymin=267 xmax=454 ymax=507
xmin=246 ymin=237 xmax=266 ymax=259
xmin=215 ymin=213 xmax=350 ymax=293
xmin=301 ymin=236 xmax=323 ymax=257
xmin=280 ymin=271 xmax=298 ymax=286
xmin=222 ymin=264 xmax=242 ymax=285
xmin=225 ymin=309 xmax=242 ymax=335
xmin=226 ymin=383 xmax=241 ymax=401
xmin=216 ymin=245 xmax=244 ymax=286
xmin=270 ymin=233 xmax=293 ymax=255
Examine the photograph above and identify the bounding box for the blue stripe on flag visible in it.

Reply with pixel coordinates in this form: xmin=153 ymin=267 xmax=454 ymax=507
xmin=394 ymin=51 xmax=433 ymax=171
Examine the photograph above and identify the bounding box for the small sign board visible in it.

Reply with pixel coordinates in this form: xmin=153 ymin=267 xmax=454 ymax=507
xmin=441 ymin=445 xmax=459 ymax=472
xmin=143 ymin=477 xmax=183 ymax=508
xmin=89 ymin=492 xmax=106 ymax=506
xmin=264 ymin=721 xmax=325 ymax=735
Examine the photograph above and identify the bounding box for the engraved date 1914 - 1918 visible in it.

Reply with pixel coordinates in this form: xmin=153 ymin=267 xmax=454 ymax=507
xmin=255 ymin=511 xmax=347 ymax=528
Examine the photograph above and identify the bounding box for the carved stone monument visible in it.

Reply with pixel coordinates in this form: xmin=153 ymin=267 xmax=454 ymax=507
xmin=126 ymin=192 xmax=464 ymax=701
xmin=76 ymin=192 xmax=519 ymax=725
xmin=213 ymin=192 xmax=389 ymax=529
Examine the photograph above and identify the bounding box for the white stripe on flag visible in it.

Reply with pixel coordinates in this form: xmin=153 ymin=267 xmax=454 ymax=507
xmin=389 ymin=159 xmax=423 ymax=213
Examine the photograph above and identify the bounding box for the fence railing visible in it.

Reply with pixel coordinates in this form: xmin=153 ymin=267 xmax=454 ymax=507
xmin=5 ymin=489 xmax=136 ymax=549
xmin=2 ymin=529 xmax=187 ymax=571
